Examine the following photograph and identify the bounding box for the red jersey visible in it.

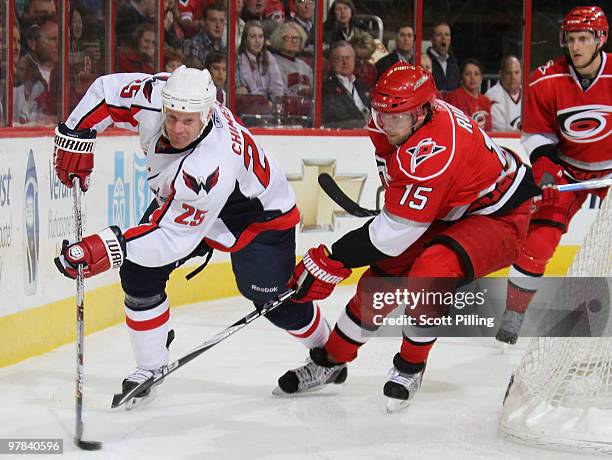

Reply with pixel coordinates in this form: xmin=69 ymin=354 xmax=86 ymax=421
xmin=523 ymin=53 xmax=612 ymax=176
xmin=366 ymin=100 xmax=534 ymax=256
xmin=444 ymin=87 xmax=492 ymax=132
xmin=177 ymin=0 xmax=211 ymax=21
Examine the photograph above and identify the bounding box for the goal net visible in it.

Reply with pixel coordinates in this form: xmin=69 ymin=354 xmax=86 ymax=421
xmin=499 ymin=193 xmax=612 ymax=455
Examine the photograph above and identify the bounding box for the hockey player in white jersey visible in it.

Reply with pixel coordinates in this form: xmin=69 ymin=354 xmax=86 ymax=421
xmin=53 ymin=66 xmax=335 ymax=405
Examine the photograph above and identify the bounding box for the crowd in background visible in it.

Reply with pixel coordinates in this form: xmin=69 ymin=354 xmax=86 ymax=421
xmin=0 ymin=0 xmax=540 ymax=131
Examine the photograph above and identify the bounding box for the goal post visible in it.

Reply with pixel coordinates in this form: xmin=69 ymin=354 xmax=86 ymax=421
xmin=499 ymin=193 xmax=612 ymax=455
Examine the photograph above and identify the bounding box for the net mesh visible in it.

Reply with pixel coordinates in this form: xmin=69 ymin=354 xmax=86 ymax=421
xmin=499 ymin=194 xmax=612 ymax=455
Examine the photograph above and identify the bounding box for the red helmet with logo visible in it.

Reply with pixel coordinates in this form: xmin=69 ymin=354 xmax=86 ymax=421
xmin=560 ymin=6 xmax=608 ymax=47
xmin=371 ymin=63 xmax=437 ymax=132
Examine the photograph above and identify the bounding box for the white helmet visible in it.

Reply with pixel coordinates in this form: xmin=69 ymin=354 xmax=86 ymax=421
xmin=161 ymin=65 xmax=216 ymax=136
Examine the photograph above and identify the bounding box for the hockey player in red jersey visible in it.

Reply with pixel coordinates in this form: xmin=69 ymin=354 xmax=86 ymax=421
xmin=274 ymin=63 xmax=540 ymax=411
xmin=53 ymin=66 xmax=333 ymax=406
xmin=496 ymin=6 xmax=611 ymax=345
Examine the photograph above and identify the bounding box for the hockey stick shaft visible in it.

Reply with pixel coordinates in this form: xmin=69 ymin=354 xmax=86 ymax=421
xmin=111 ymin=288 xmax=296 ymax=408
xmin=72 ymin=177 xmax=102 ymax=450
xmin=557 ymin=178 xmax=612 ymax=192
xmin=319 ymin=173 xmax=611 ymax=218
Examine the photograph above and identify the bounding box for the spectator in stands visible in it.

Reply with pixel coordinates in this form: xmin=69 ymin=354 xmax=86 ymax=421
xmin=69 ymin=6 xmax=85 ymax=71
xmin=205 ymin=51 xmax=228 ymax=106
xmin=13 ymin=23 xmax=22 ymax=81
xmin=164 ymin=47 xmax=185 ymax=72
xmin=375 ymin=23 xmax=414 ymax=76
xmin=14 ymin=17 xmax=59 ymax=125
xmin=485 ymin=54 xmax=522 ymax=132
xmin=269 ymin=21 xmax=312 ymax=96
xmin=176 ymin=0 xmax=212 ymax=38
xmin=183 ymin=3 xmax=226 ymax=67
xmin=292 ymin=0 xmax=314 ymax=56
xmin=116 ymin=0 xmax=155 ymax=47
xmin=445 ymin=58 xmax=491 ymax=131
xmin=236 ymin=0 xmax=246 ymax=47
xmin=323 ymin=0 xmax=365 ymax=50
xmin=20 ymin=0 xmax=56 ymax=29
xmin=242 ymin=0 xmax=280 ymax=38
xmin=350 ymin=30 xmax=377 ymax=90
xmin=236 ymin=20 xmax=285 ymax=102
xmin=118 ymin=21 xmax=155 ymax=74
xmin=322 ymin=40 xmax=370 ymax=129
xmin=426 ymin=20 xmax=460 ymax=92
xmin=420 ymin=53 xmax=432 ymax=73
xmin=163 ymin=0 xmax=186 ymax=50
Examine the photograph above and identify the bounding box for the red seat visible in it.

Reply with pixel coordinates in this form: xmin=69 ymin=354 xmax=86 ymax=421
xmin=235 ymin=94 xmax=271 ymax=116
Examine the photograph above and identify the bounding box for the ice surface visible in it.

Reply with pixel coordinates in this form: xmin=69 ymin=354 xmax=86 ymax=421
xmin=0 ymin=286 xmax=596 ymax=459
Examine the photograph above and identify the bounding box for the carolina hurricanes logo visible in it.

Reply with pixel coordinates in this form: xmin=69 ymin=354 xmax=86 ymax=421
xmin=405 ymin=138 xmax=447 ymax=173
xmin=471 ymin=110 xmax=488 ymax=130
xmin=557 ymin=105 xmax=612 ymax=143
xmin=183 ymin=167 xmax=220 ymax=195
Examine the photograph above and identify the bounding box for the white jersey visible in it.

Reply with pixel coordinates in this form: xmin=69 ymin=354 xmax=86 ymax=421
xmin=66 ymin=72 xmax=299 ymax=267
xmin=484 ymin=83 xmax=521 ymax=132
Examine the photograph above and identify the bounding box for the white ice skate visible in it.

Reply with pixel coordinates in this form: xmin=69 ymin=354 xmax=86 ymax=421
xmin=121 ymin=367 xmax=167 ymax=410
xmin=273 ymin=347 xmax=347 ymax=396
xmin=384 ymin=367 xmax=424 ymax=414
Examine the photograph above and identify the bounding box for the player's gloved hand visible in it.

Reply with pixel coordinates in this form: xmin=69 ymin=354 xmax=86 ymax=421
xmin=289 ymin=244 xmax=352 ymax=303
xmin=55 ymin=226 xmax=125 ymax=279
xmin=531 ymin=156 xmax=563 ymax=207
xmin=53 ymin=122 xmax=97 ymax=191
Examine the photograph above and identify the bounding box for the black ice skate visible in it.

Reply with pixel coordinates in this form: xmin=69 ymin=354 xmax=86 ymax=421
xmin=384 ymin=366 xmax=424 ymax=414
xmin=495 ymin=309 xmax=525 ymax=345
xmin=114 ymin=329 xmax=175 ymax=410
xmin=273 ymin=347 xmax=347 ymax=396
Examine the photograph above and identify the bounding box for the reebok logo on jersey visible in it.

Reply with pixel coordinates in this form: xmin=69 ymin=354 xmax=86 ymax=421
xmin=557 ymin=105 xmax=612 ymax=143
xmin=405 ymin=138 xmax=447 ymax=173
xmin=182 ymin=167 xmax=220 ymax=195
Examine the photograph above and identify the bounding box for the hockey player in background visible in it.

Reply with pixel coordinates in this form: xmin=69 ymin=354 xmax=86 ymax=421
xmin=496 ymin=6 xmax=611 ymax=345
xmin=53 ymin=66 xmax=335 ymax=406
xmin=274 ymin=63 xmax=540 ymax=412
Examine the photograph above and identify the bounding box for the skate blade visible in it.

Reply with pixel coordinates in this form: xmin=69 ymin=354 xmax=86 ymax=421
xmin=114 ymin=386 xmax=158 ymax=411
xmin=386 ymin=398 xmax=410 ymax=414
xmin=272 ymin=382 xmax=340 ymax=397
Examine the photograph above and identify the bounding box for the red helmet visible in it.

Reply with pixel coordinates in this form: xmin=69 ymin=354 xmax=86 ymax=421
xmin=371 ymin=63 xmax=437 ymax=133
xmin=560 ymin=6 xmax=608 ymax=47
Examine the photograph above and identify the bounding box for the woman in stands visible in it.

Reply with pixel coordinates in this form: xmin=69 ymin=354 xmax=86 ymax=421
xmin=444 ymin=58 xmax=492 ymax=131
xmin=269 ymin=21 xmax=313 ymax=96
xmin=236 ymin=20 xmax=286 ymax=103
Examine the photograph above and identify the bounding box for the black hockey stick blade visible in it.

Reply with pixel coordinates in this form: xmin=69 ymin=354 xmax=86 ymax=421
xmin=75 ymin=438 xmax=102 ymax=451
xmin=111 ymin=288 xmax=296 ymax=408
xmin=318 ymin=173 xmax=379 ymax=217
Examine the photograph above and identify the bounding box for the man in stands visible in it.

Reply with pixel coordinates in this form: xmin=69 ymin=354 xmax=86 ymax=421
xmin=376 ymin=24 xmax=415 ymax=76
xmin=485 ymin=55 xmax=522 ymax=132
xmin=275 ymin=63 xmax=539 ymax=412
xmin=496 ymin=6 xmax=611 ymax=345
xmin=426 ymin=19 xmax=460 ymax=92
xmin=52 ymin=66 xmax=334 ymax=407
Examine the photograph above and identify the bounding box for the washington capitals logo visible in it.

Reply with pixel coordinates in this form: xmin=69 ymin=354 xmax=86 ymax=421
xmin=405 ymin=138 xmax=446 ymax=173
xmin=557 ymin=105 xmax=612 ymax=143
xmin=183 ymin=167 xmax=220 ymax=195
xmin=143 ymin=76 xmax=166 ymax=103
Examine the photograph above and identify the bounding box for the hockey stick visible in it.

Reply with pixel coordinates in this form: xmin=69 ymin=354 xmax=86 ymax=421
xmin=72 ymin=177 xmax=103 ymax=451
xmin=318 ymin=173 xmax=379 ymax=217
xmin=111 ymin=287 xmax=296 ymax=408
xmin=318 ymin=173 xmax=612 ymax=218
xmin=557 ymin=177 xmax=612 ymax=192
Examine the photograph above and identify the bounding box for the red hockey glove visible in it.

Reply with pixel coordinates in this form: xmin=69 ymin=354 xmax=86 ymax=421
xmin=53 ymin=122 xmax=97 ymax=191
xmin=531 ymin=156 xmax=563 ymax=207
xmin=55 ymin=226 xmax=125 ymax=279
xmin=289 ymin=245 xmax=352 ymax=303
